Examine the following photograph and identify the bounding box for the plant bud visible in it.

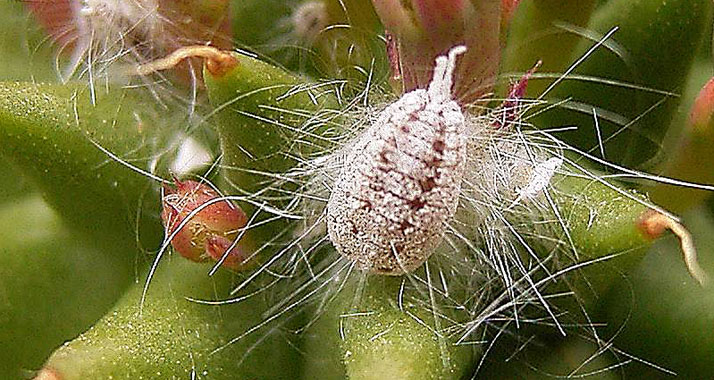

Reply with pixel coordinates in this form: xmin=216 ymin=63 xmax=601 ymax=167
xmin=25 ymin=0 xmax=231 ymax=82
xmin=689 ymin=77 xmax=714 ymax=135
xmin=161 ymin=179 xmax=249 ymax=270
xmin=371 ymin=0 xmax=501 ymax=103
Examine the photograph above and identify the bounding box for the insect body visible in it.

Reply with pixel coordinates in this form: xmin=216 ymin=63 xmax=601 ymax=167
xmin=326 ymin=47 xmax=468 ymax=274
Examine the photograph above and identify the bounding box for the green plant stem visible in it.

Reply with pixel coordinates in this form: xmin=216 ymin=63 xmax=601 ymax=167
xmin=0 ymin=196 xmax=133 ymax=378
xmin=204 ymin=52 xmax=339 ymax=260
xmin=533 ymin=0 xmax=713 ymax=168
xmin=303 ymin=275 xmax=474 ymax=380
xmin=0 ymin=82 xmax=171 ymax=249
xmin=41 ymin=257 xmax=298 ymax=379
xmin=548 ymin=167 xmax=651 ymax=308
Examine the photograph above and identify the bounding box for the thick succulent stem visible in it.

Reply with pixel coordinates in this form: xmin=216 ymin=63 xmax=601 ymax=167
xmin=534 ymin=0 xmax=713 ymax=168
xmin=303 ymin=274 xmax=475 ymax=380
xmin=204 ymin=50 xmax=340 ymax=261
xmin=532 ymin=161 xmax=705 ymax=309
xmin=0 ymin=82 xmax=171 ymax=249
xmin=40 ymin=257 xmax=298 ymax=379
xmin=0 ymin=196 xmax=133 ymax=378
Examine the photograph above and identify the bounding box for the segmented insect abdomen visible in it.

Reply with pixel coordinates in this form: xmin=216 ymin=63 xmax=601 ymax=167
xmin=326 ymin=89 xmax=467 ymax=275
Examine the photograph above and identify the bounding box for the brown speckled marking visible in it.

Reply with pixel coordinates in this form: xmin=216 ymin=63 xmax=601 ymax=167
xmin=326 ymin=47 xmax=468 ymax=275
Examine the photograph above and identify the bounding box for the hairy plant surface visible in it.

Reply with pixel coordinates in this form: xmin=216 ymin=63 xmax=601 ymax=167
xmin=1 ymin=1 xmax=714 ymax=379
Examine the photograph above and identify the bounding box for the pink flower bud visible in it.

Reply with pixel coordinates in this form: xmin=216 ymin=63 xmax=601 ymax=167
xmin=501 ymin=0 xmax=521 ymax=28
xmin=161 ymin=179 xmax=249 ymax=270
xmin=372 ymin=0 xmax=501 ymax=104
xmin=689 ymin=77 xmax=714 ymax=135
xmin=24 ymin=0 xmax=232 ymax=83
xmin=205 ymin=235 xmax=246 ymax=270
xmin=24 ymin=0 xmax=74 ymax=46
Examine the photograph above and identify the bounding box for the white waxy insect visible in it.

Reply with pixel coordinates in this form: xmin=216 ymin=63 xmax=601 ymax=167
xmin=326 ymin=46 xmax=468 ymax=275
xmin=518 ymin=157 xmax=562 ymax=199
xmin=75 ymin=0 xmax=164 ymax=57
xmin=291 ymin=1 xmax=329 ymax=43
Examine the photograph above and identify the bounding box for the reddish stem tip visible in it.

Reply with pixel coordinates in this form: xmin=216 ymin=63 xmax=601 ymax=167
xmin=34 ymin=368 xmax=61 ymax=380
xmin=205 ymin=53 xmax=239 ymax=78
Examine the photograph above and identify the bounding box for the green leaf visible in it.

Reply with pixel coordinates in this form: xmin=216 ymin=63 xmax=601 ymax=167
xmin=205 ymin=53 xmax=337 ymax=193
xmin=650 ymin=59 xmax=714 ymax=213
xmin=539 ymin=164 xmax=654 ymax=309
xmin=303 ymin=275 xmax=474 ymax=380
xmin=42 ymin=257 xmax=299 ymax=379
xmin=501 ymin=0 xmax=598 ymax=97
xmin=601 ymin=207 xmax=714 ymax=378
xmin=313 ymin=0 xmax=388 ymax=88
xmin=0 ymin=196 xmax=133 ymax=378
xmin=533 ymin=0 xmax=713 ymax=168
xmin=204 ymin=53 xmax=340 ymax=259
xmin=0 ymin=82 xmax=172 ymax=249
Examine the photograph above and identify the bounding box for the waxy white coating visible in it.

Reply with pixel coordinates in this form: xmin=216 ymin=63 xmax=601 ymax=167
xmin=326 ymin=47 xmax=468 ymax=274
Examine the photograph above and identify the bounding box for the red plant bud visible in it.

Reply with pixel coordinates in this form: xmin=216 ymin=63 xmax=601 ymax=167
xmin=24 ymin=0 xmax=232 ymax=83
xmin=689 ymin=77 xmax=714 ymax=135
xmin=205 ymin=235 xmax=246 ymax=270
xmin=24 ymin=0 xmax=74 ymax=46
xmin=161 ymin=179 xmax=249 ymax=270
xmin=372 ymin=0 xmax=501 ymax=104
xmin=501 ymin=0 xmax=521 ymax=28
